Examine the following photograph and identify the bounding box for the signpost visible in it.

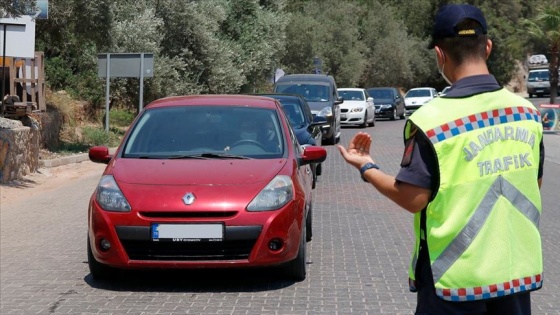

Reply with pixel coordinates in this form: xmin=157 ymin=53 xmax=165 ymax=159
xmin=97 ymin=53 xmax=154 ymax=131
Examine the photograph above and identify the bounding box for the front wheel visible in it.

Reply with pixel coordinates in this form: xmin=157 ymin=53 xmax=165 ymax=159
xmin=282 ymin=223 xmax=307 ymax=281
xmin=87 ymin=236 xmax=118 ymax=280
xmin=391 ymin=108 xmax=397 ymax=120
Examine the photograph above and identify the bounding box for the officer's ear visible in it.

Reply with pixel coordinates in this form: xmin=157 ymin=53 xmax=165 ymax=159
xmin=485 ymin=39 xmax=493 ymax=60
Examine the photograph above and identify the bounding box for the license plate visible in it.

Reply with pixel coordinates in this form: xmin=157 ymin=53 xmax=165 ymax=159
xmin=341 ymin=114 xmax=347 ymax=119
xmin=152 ymin=223 xmax=224 ymax=242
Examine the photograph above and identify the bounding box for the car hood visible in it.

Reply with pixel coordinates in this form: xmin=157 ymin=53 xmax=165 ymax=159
xmin=340 ymin=100 xmax=367 ymax=109
xmin=372 ymin=98 xmax=393 ymax=105
xmin=405 ymin=97 xmax=432 ymax=105
xmin=107 ymin=159 xmax=290 ymax=211
xmin=110 ymin=159 xmax=286 ymax=186
xmin=306 ymin=101 xmax=330 ymax=112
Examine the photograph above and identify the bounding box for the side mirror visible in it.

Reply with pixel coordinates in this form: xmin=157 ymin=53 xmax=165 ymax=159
xmin=300 ymin=145 xmax=327 ymax=166
xmin=311 ymin=115 xmax=328 ymax=126
xmin=335 ymin=96 xmax=344 ymax=105
xmin=367 ymin=97 xmax=374 ymax=103
xmin=89 ymin=146 xmax=112 ymax=164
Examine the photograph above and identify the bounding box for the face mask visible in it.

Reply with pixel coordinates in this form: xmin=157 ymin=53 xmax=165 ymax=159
xmin=436 ymin=51 xmax=453 ymax=86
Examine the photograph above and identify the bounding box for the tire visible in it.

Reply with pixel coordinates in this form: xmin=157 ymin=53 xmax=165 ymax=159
xmin=87 ymin=236 xmax=118 ymax=280
xmin=312 ymin=165 xmax=317 ymax=189
xmin=283 ymin=223 xmax=307 ymax=281
xmin=390 ymin=108 xmax=397 ymax=121
xmin=306 ymin=206 xmax=313 ymax=242
xmin=360 ymin=112 xmax=367 ymax=128
xmin=368 ymin=113 xmax=375 ymax=127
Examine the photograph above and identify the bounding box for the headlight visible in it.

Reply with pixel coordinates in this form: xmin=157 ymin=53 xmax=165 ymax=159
xmin=317 ymin=106 xmax=333 ymax=117
xmin=350 ymin=108 xmax=364 ymax=113
xmin=247 ymin=175 xmax=293 ymax=211
xmin=96 ymin=175 xmax=132 ymax=212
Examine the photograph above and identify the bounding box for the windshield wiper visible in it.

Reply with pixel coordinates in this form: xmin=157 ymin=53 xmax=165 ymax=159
xmin=167 ymin=153 xmax=251 ymax=160
xmin=199 ymin=153 xmax=251 ymax=159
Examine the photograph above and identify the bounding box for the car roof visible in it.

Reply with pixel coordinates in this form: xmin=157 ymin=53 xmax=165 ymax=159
xmin=367 ymin=87 xmax=397 ymax=91
xmin=338 ymin=88 xmax=365 ymax=91
xmin=408 ymin=87 xmax=434 ymax=91
xmin=145 ymin=95 xmax=278 ymax=109
xmin=254 ymin=93 xmax=305 ymax=101
xmin=275 ymin=74 xmax=335 ymax=83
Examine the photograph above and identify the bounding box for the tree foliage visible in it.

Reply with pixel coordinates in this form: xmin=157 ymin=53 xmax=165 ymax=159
xmin=33 ymin=0 xmax=557 ymax=111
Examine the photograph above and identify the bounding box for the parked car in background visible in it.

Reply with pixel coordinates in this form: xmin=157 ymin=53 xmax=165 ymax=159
xmin=256 ymin=93 xmax=327 ymax=188
xmin=274 ymin=74 xmax=343 ymax=145
xmin=87 ymin=95 xmax=327 ymax=282
xmin=404 ymin=87 xmax=438 ymax=115
xmin=439 ymin=86 xmax=451 ymax=96
xmin=337 ymin=88 xmax=375 ymax=127
xmin=366 ymin=87 xmax=405 ymax=120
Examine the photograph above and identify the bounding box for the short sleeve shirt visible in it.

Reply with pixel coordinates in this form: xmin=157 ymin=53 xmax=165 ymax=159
xmin=396 ymin=75 xmax=545 ymax=193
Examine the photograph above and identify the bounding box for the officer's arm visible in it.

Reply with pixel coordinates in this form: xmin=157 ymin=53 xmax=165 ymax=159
xmin=361 ymin=170 xmax=431 ymax=213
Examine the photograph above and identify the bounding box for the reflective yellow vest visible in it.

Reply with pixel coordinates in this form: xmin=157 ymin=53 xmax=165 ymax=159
xmin=405 ymin=88 xmax=543 ymax=301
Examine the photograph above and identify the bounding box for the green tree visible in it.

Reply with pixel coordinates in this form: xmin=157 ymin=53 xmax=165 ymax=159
xmin=524 ymin=4 xmax=560 ymax=103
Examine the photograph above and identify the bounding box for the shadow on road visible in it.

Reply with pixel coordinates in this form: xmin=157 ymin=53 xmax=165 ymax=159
xmin=84 ymin=266 xmax=299 ymax=292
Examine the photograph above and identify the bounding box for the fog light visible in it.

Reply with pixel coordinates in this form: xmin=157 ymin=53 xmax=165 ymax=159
xmin=268 ymin=238 xmax=284 ymax=251
xmin=99 ymin=239 xmax=111 ymax=251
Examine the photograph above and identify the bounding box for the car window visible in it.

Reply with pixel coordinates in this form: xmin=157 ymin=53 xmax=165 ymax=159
xmin=275 ymin=83 xmax=330 ymax=102
xmin=123 ymin=106 xmax=284 ymax=159
xmin=338 ymin=90 xmax=364 ymax=101
xmin=405 ymin=89 xmax=431 ymax=98
xmin=367 ymin=89 xmax=393 ymax=99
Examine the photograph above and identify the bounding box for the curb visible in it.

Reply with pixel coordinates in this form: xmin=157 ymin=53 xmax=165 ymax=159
xmin=39 ymin=153 xmax=90 ymax=168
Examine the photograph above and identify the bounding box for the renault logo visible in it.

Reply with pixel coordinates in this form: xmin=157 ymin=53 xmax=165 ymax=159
xmin=183 ymin=193 xmax=196 ymax=205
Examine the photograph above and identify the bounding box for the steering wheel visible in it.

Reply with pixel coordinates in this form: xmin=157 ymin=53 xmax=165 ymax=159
xmin=230 ymin=139 xmax=267 ymax=150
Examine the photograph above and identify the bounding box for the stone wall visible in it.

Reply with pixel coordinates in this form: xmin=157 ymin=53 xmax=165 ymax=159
xmin=0 ymin=118 xmax=41 ymax=183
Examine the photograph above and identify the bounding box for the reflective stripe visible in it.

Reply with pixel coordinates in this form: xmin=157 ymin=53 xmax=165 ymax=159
xmin=425 ymin=107 xmax=541 ymax=144
xmin=436 ymin=274 xmax=542 ymax=301
xmin=431 ymin=176 xmax=540 ymax=283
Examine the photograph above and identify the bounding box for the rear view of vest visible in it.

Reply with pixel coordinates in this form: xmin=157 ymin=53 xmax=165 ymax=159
xmin=406 ymin=89 xmax=543 ymax=301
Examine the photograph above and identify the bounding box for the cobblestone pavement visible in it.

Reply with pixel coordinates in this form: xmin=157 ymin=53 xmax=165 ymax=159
xmin=1 ymin=119 xmax=559 ymax=314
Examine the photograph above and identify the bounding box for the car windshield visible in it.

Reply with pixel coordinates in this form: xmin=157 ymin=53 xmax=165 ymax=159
xmin=367 ymin=89 xmax=393 ymax=99
xmin=528 ymin=71 xmax=549 ymax=82
xmin=405 ymin=89 xmax=431 ymax=97
xmin=123 ymin=106 xmax=284 ymax=159
xmin=338 ymin=90 xmax=364 ymax=101
xmin=275 ymin=83 xmax=330 ymax=103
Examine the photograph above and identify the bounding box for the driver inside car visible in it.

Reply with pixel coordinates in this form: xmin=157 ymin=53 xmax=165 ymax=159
xmin=224 ymin=117 xmax=278 ymax=152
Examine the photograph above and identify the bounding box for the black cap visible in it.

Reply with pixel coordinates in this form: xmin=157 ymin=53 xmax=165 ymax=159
xmin=428 ymin=4 xmax=487 ymax=49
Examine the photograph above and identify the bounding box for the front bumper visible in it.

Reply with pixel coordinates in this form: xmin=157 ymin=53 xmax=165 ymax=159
xmin=340 ymin=111 xmax=365 ymax=125
xmin=88 ymin=199 xmax=303 ymax=269
xmin=375 ymin=107 xmax=394 ymax=118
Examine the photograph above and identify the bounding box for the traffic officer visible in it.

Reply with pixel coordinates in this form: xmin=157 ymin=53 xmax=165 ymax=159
xmin=338 ymin=4 xmax=545 ymax=314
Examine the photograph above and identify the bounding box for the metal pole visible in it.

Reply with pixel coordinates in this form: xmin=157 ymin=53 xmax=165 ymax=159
xmin=1 ymin=24 xmax=7 ymax=117
xmin=139 ymin=53 xmax=144 ymax=112
xmin=105 ymin=54 xmax=110 ymax=132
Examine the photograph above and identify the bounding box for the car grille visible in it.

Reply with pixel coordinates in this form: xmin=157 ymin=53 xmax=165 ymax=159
xmin=121 ymin=239 xmax=256 ymax=261
xmin=341 ymin=108 xmax=349 ymax=113
xmin=139 ymin=211 xmax=238 ymax=219
xmin=116 ymin=225 xmax=262 ymax=261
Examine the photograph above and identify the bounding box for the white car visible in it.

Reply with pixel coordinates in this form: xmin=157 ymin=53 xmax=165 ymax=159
xmin=337 ymin=88 xmax=375 ymax=128
xmin=404 ymin=87 xmax=438 ymax=115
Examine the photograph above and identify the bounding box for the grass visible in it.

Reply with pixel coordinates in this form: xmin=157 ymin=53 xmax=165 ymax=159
xmin=45 ymin=89 xmax=134 ymax=155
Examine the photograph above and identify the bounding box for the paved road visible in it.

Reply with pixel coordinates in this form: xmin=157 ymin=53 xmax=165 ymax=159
xmin=1 ymin=117 xmax=559 ymax=314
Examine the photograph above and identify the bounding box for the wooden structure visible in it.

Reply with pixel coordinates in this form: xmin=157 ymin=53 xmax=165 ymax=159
xmin=0 ymin=51 xmax=45 ymax=118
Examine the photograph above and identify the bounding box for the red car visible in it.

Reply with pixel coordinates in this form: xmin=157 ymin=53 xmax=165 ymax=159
xmin=87 ymin=95 xmax=327 ymax=281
